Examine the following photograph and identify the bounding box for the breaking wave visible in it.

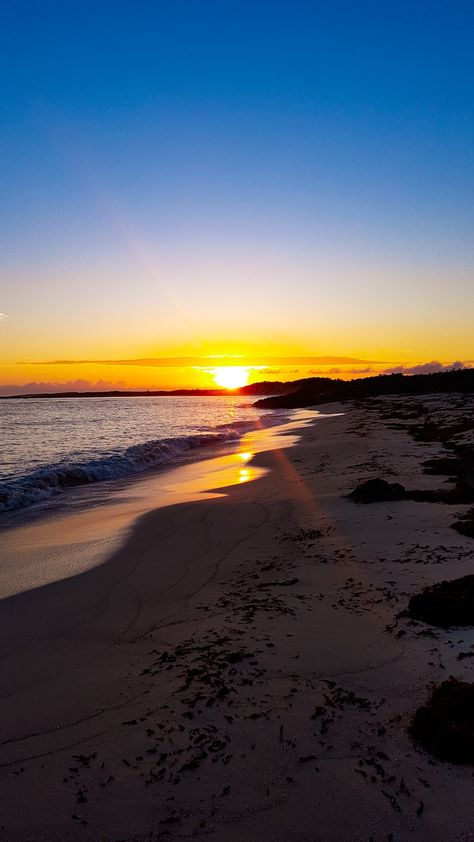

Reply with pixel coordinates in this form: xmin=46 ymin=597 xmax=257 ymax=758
xmin=0 ymin=413 xmax=287 ymax=513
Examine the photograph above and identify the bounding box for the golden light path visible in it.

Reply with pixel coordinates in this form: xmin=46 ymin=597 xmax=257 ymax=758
xmin=212 ymin=366 xmax=249 ymax=389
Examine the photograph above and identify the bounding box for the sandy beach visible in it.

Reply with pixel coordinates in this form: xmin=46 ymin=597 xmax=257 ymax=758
xmin=1 ymin=397 xmax=474 ymax=841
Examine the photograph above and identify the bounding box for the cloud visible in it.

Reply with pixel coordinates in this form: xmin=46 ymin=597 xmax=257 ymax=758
xmin=19 ymin=355 xmax=386 ymax=368
xmin=0 ymin=379 xmax=129 ymax=396
xmin=262 ymin=367 xmax=300 ymax=375
xmin=382 ymin=360 xmax=467 ymax=375
xmin=306 ymin=361 xmax=471 ymax=377
xmin=307 ymin=366 xmax=375 ymax=376
xmin=0 ymin=313 xmax=7 ymax=322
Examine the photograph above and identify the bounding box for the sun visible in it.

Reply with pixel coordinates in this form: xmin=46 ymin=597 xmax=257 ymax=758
xmin=212 ymin=366 xmax=249 ymax=390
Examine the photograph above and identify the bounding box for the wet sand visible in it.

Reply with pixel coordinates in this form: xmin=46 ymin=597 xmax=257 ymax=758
xmin=1 ymin=399 xmax=474 ymax=841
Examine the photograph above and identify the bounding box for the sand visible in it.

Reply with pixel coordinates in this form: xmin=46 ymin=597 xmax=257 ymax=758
xmin=1 ymin=398 xmax=474 ymax=841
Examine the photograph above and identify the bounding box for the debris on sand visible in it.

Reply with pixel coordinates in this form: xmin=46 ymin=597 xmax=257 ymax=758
xmin=411 ymin=679 xmax=474 ymax=764
xmin=407 ymin=575 xmax=474 ymax=628
xmin=348 ymin=478 xmax=407 ymax=504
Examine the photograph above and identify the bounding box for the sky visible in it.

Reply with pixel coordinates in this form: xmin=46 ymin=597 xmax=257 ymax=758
xmin=1 ymin=0 xmax=473 ymax=392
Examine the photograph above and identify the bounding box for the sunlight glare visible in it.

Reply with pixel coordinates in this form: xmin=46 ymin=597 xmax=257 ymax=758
xmin=212 ymin=366 xmax=249 ymax=389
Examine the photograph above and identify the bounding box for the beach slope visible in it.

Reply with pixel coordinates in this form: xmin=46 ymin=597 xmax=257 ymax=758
xmin=1 ymin=397 xmax=474 ymax=840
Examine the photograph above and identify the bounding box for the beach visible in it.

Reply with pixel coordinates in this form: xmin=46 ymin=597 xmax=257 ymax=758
xmin=1 ymin=396 xmax=474 ymax=841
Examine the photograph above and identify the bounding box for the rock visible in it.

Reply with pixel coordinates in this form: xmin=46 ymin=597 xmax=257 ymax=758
xmin=411 ymin=679 xmax=474 ymax=763
xmin=407 ymin=575 xmax=474 ymax=628
xmin=348 ymin=478 xmax=407 ymax=504
xmin=452 ymin=509 xmax=474 ymax=539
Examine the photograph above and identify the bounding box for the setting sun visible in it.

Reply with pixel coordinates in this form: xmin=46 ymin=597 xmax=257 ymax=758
xmin=212 ymin=366 xmax=249 ymax=390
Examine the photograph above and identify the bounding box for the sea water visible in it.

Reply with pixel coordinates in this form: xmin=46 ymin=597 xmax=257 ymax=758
xmin=0 ymin=395 xmax=283 ymax=513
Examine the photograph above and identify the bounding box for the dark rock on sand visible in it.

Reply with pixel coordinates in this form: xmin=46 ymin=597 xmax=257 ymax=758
xmin=348 ymin=478 xmax=407 ymax=504
xmin=407 ymin=575 xmax=474 ymax=628
xmin=411 ymin=678 xmax=474 ymax=763
xmin=423 ymin=456 xmax=462 ymax=478
xmin=452 ymin=509 xmax=474 ymax=539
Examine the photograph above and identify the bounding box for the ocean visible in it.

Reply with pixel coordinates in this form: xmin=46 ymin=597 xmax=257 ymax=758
xmin=0 ymin=395 xmax=282 ymax=514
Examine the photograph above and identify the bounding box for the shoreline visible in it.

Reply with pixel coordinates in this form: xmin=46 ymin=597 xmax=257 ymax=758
xmin=0 ymin=409 xmax=318 ymax=600
xmin=0 ymin=398 xmax=290 ymax=520
xmin=1 ymin=397 xmax=474 ymax=840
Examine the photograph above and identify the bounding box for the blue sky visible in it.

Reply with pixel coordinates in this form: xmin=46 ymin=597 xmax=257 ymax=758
xmin=3 ymin=0 xmax=474 ymax=262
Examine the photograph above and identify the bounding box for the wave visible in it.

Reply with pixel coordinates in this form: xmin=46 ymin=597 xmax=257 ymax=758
xmin=0 ymin=412 xmax=288 ymax=513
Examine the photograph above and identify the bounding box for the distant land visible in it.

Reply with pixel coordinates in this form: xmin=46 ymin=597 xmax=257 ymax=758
xmin=254 ymin=368 xmax=474 ymax=407
xmin=1 ymin=369 xmax=473 ymax=403
xmin=0 ymin=382 xmax=287 ymax=400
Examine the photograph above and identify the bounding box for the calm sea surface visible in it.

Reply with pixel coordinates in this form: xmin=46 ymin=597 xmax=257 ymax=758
xmin=0 ymin=396 xmax=281 ymax=513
